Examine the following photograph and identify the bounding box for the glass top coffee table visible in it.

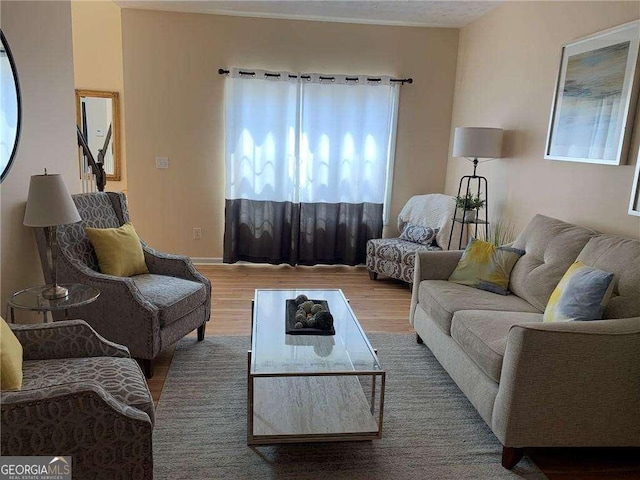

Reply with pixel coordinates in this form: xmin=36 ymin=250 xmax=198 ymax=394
xmin=248 ymin=289 xmax=385 ymax=445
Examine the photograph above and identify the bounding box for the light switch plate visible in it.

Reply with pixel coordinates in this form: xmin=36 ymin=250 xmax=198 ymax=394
xmin=156 ymin=156 xmax=169 ymax=169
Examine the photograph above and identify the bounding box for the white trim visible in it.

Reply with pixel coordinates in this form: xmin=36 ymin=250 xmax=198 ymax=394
xmin=628 ymin=146 xmax=640 ymax=216
xmin=191 ymin=257 xmax=223 ymax=265
xmin=383 ymin=86 xmax=400 ymax=226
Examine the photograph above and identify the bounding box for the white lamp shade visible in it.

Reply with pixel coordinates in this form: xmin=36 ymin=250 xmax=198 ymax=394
xmin=23 ymin=174 xmax=81 ymax=227
xmin=453 ymin=127 xmax=503 ymax=159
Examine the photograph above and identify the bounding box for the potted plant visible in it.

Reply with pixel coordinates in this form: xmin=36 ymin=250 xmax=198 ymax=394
xmin=454 ymin=194 xmax=486 ymax=221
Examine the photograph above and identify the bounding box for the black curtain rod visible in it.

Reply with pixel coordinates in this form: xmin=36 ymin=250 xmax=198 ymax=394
xmin=218 ymin=68 xmax=413 ymax=85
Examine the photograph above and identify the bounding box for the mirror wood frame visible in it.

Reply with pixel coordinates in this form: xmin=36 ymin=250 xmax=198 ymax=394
xmin=75 ymin=89 xmax=121 ymax=181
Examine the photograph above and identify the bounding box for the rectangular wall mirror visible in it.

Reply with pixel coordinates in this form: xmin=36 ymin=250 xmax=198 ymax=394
xmin=75 ymin=89 xmax=121 ymax=181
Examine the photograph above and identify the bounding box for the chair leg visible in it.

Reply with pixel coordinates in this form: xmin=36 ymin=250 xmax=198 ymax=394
xmin=140 ymin=359 xmax=154 ymax=379
xmin=368 ymin=270 xmax=378 ymax=280
xmin=416 ymin=333 xmax=424 ymax=344
xmin=501 ymin=446 xmax=524 ymax=469
xmin=197 ymin=323 xmax=206 ymax=341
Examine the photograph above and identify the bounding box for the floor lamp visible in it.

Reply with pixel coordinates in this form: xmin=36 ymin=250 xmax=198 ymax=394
xmin=23 ymin=171 xmax=81 ymax=299
xmin=448 ymin=127 xmax=503 ymax=249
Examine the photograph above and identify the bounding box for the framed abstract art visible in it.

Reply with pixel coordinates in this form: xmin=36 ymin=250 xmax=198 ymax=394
xmin=545 ymin=20 xmax=640 ymax=165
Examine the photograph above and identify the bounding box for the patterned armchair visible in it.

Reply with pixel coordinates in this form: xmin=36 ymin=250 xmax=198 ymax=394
xmin=1 ymin=320 xmax=154 ymax=480
xmin=366 ymin=194 xmax=459 ymax=283
xmin=34 ymin=192 xmax=211 ymax=377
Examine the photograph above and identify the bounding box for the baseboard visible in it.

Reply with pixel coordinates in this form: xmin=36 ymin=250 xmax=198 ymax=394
xmin=190 ymin=257 xmax=223 ymax=265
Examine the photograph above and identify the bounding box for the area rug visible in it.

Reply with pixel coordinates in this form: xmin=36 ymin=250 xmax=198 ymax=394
xmin=154 ymin=334 xmax=547 ymax=479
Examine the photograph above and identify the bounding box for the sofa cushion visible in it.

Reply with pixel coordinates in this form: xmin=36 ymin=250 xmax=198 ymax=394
xmin=510 ymin=215 xmax=596 ymax=311
xmin=451 ymin=311 xmax=543 ymax=383
xmin=417 ymin=280 xmax=541 ymax=334
xmin=132 ymin=274 xmax=207 ymax=328
xmin=577 ymin=235 xmax=640 ymax=319
xmin=21 ymin=356 xmax=155 ymax=424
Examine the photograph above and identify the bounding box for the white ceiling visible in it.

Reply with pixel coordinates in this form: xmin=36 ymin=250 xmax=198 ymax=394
xmin=114 ymin=1 xmax=503 ymax=28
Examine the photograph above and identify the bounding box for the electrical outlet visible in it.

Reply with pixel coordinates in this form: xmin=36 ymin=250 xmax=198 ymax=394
xmin=155 ymin=156 xmax=169 ymax=169
xmin=193 ymin=227 xmax=202 ymax=239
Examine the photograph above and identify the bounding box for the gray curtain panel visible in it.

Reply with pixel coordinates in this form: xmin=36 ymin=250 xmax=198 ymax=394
xmin=223 ymin=199 xmax=382 ymax=266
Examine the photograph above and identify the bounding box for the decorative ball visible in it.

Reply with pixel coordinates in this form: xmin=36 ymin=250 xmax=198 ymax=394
xmin=305 ymin=317 xmax=317 ymax=328
xmin=294 ymin=321 xmax=304 ymax=329
xmin=301 ymin=301 xmax=314 ymax=313
xmin=295 ymin=313 xmax=306 ymax=323
xmin=295 ymin=294 xmax=309 ymax=306
xmin=311 ymin=304 xmax=324 ymax=314
xmin=314 ymin=311 xmax=334 ymax=330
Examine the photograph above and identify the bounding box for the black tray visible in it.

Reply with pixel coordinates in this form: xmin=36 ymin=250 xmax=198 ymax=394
xmin=285 ymin=299 xmax=335 ymax=336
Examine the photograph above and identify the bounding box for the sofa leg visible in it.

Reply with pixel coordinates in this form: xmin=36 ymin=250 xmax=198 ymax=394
xmin=416 ymin=333 xmax=424 ymax=344
xmin=368 ymin=270 xmax=378 ymax=281
xmin=140 ymin=359 xmax=154 ymax=379
xmin=501 ymin=446 xmax=524 ymax=469
xmin=197 ymin=323 xmax=206 ymax=341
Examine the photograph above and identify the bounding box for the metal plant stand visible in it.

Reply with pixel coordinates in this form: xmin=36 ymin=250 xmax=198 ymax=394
xmin=448 ymin=158 xmax=489 ymax=249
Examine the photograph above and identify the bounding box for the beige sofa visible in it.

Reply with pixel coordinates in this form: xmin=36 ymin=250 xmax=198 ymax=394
xmin=409 ymin=214 xmax=640 ymax=469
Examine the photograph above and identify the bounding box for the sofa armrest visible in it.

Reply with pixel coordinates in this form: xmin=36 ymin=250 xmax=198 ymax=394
xmin=493 ymin=317 xmax=640 ymax=448
xmin=413 ymin=250 xmax=463 ymax=282
xmin=10 ymin=320 xmax=130 ymax=361
xmin=409 ymin=250 xmax=463 ymax=322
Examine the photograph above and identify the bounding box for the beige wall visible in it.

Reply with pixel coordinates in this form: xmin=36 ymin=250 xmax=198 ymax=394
xmin=446 ymin=1 xmax=640 ymax=238
xmin=0 ymin=0 xmax=80 ymax=313
xmin=121 ymin=9 xmax=459 ymax=258
xmin=71 ymin=0 xmax=127 ymax=192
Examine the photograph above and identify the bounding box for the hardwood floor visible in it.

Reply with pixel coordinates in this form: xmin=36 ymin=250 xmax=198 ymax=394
xmin=148 ymin=264 xmax=639 ymax=480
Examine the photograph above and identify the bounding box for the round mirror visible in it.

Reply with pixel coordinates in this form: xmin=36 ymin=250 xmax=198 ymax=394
xmin=0 ymin=29 xmax=22 ymax=183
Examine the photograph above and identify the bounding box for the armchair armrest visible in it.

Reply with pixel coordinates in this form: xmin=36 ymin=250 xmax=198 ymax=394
xmin=142 ymin=243 xmax=211 ymax=287
xmin=2 ymin=382 xmax=152 ymax=466
xmin=410 ymin=250 xmax=463 ymax=321
xmin=10 ymin=320 xmax=130 ymax=361
xmin=493 ymin=317 xmax=640 ymax=448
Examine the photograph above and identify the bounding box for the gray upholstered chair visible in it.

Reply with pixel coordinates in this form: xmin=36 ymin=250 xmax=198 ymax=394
xmin=35 ymin=191 xmax=211 ymax=377
xmin=1 ymin=320 xmax=154 ymax=480
xmin=366 ymin=194 xmax=459 ymax=283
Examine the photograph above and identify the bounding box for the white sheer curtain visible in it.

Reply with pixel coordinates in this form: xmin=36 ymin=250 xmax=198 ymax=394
xmin=225 ymin=72 xmax=299 ymax=202
xmin=223 ymin=69 xmax=400 ymax=265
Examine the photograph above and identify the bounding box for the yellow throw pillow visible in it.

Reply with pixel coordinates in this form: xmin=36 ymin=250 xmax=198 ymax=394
xmin=1 ymin=316 xmax=23 ymax=391
xmin=448 ymin=238 xmax=525 ymax=295
xmin=85 ymin=222 xmax=149 ymax=277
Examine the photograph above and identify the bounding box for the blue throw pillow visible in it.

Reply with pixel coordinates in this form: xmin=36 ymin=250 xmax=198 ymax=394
xmin=400 ymin=224 xmax=439 ymax=246
xmin=544 ymin=261 xmax=615 ymax=322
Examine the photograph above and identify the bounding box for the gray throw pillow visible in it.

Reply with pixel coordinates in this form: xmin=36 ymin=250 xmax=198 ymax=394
xmin=400 ymin=224 xmax=439 ymax=246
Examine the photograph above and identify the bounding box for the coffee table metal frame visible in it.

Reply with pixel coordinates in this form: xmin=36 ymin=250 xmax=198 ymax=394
xmin=248 ymin=289 xmax=385 ymax=445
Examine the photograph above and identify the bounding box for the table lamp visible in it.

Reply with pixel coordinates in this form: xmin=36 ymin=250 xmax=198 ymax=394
xmin=23 ymin=170 xmax=81 ymax=299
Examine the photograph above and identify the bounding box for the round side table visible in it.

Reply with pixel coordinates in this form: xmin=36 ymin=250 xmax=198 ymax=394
xmin=7 ymin=284 xmax=100 ymax=323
